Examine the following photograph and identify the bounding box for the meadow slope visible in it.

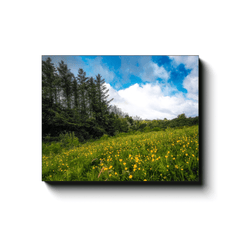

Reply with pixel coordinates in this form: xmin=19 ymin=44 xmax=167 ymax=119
xmin=42 ymin=125 xmax=199 ymax=181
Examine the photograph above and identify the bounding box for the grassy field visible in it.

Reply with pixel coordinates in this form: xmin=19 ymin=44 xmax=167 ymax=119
xmin=42 ymin=125 xmax=199 ymax=182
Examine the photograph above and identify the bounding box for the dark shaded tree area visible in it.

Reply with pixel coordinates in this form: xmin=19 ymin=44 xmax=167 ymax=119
xmin=42 ymin=57 xmax=133 ymax=142
xmin=42 ymin=57 xmax=198 ymax=143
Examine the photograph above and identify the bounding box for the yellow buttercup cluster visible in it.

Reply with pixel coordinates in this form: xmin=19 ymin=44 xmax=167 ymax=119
xmin=42 ymin=125 xmax=199 ymax=182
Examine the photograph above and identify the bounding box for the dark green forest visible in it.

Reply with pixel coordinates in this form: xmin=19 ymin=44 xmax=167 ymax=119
xmin=42 ymin=57 xmax=199 ymax=143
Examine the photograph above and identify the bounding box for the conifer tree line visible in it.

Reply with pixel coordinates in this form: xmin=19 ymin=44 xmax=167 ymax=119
xmin=42 ymin=57 xmax=199 ymax=143
xmin=42 ymin=57 xmax=135 ymax=142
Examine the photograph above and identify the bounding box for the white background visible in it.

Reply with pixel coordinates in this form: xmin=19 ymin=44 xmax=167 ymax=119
xmin=1 ymin=0 xmax=240 ymax=239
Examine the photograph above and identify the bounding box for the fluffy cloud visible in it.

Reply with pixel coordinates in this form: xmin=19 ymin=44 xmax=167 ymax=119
xmin=106 ymin=82 xmax=198 ymax=120
xmin=119 ymin=56 xmax=170 ymax=85
xmin=182 ymin=67 xmax=198 ymax=101
xmin=170 ymin=56 xmax=198 ymax=70
xmin=140 ymin=62 xmax=170 ymax=82
xmin=84 ymin=57 xmax=115 ymax=82
xmin=169 ymin=56 xmax=198 ymax=101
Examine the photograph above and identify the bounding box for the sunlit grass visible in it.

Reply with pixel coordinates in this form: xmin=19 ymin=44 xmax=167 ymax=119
xmin=42 ymin=125 xmax=199 ymax=181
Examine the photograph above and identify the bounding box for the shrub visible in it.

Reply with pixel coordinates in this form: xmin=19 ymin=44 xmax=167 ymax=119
xmin=43 ymin=134 xmax=60 ymax=143
xmin=151 ymin=127 xmax=162 ymax=132
xmin=115 ymin=132 xmax=128 ymax=137
xmin=114 ymin=130 xmax=120 ymax=136
xmin=59 ymin=131 xmax=80 ymax=148
xmin=100 ymin=134 xmax=110 ymax=141
xmin=142 ymin=126 xmax=151 ymax=133
xmin=42 ymin=142 xmax=62 ymax=155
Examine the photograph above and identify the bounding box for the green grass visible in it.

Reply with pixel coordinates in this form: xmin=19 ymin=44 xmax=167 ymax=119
xmin=42 ymin=125 xmax=199 ymax=181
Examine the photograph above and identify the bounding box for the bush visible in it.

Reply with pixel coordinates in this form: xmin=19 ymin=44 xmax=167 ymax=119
xmin=128 ymin=130 xmax=137 ymax=135
xmin=114 ymin=130 xmax=120 ymax=136
xmin=42 ymin=142 xmax=62 ymax=155
xmin=59 ymin=131 xmax=80 ymax=148
xmin=139 ymin=123 xmax=147 ymax=130
xmin=115 ymin=132 xmax=128 ymax=137
xmin=175 ymin=126 xmax=184 ymax=129
xmin=43 ymin=134 xmax=60 ymax=143
xmin=100 ymin=134 xmax=110 ymax=141
xmin=151 ymin=127 xmax=162 ymax=132
xmin=142 ymin=126 xmax=151 ymax=133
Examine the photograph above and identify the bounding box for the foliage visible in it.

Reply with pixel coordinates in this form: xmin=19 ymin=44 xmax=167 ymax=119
xmin=42 ymin=125 xmax=199 ymax=181
xmin=59 ymin=131 xmax=80 ymax=148
xmin=42 ymin=142 xmax=63 ymax=156
xmin=100 ymin=134 xmax=110 ymax=141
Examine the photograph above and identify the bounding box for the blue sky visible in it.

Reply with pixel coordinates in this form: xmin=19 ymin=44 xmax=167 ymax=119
xmin=42 ymin=55 xmax=198 ymax=120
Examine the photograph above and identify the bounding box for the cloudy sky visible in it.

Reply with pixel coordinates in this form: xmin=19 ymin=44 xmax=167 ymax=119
xmin=42 ymin=55 xmax=199 ymax=120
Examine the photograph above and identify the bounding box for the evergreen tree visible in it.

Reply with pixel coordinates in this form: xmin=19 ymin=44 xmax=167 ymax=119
xmin=95 ymin=74 xmax=112 ymax=127
xmin=53 ymin=74 xmax=61 ymax=105
xmin=71 ymin=75 xmax=80 ymax=121
xmin=42 ymin=57 xmax=57 ymax=106
xmin=87 ymin=77 xmax=98 ymax=119
xmin=95 ymin=74 xmax=113 ymax=113
xmin=77 ymin=68 xmax=88 ymax=120
xmin=57 ymin=60 xmax=73 ymax=109
xmin=72 ymin=75 xmax=79 ymax=110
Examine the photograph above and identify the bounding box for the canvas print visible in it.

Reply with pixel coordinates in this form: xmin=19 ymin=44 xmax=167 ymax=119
xmin=42 ymin=55 xmax=199 ymax=182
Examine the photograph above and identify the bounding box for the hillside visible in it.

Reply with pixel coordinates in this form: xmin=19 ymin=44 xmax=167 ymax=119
xmin=42 ymin=125 xmax=199 ymax=182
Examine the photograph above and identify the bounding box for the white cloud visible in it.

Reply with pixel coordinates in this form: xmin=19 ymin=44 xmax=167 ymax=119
xmin=140 ymin=62 xmax=170 ymax=82
xmin=169 ymin=56 xmax=198 ymax=70
xmin=106 ymin=82 xmax=198 ymax=120
xmin=84 ymin=57 xmax=115 ymax=82
xmin=119 ymin=56 xmax=170 ymax=86
xmin=183 ymin=68 xmax=198 ymax=101
xmin=169 ymin=56 xmax=199 ymax=101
